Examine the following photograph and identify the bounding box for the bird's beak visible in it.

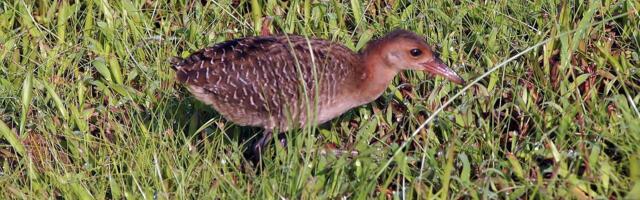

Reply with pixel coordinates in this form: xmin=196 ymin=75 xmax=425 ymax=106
xmin=422 ymin=57 xmax=465 ymax=85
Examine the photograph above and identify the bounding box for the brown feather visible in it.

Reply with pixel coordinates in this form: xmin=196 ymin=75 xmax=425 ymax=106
xmin=171 ymin=29 xmax=465 ymax=132
xmin=172 ymin=35 xmax=361 ymax=131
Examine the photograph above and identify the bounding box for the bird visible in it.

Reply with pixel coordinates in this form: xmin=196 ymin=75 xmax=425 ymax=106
xmin=171 ymin=29 xmax=465 ymax=156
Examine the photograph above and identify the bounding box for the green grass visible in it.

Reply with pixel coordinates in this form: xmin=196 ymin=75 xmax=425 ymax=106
xmin=1 ymin=0 xmax=639 ymax=199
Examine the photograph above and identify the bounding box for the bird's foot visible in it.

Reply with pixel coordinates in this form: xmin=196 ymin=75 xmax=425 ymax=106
xmin=252 ymin=130 xmax=272 ymax=156
xmin=249 ymin=131 xmax=289 ymax=164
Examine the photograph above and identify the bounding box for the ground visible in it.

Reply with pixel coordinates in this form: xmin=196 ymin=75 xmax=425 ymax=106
xmin=0 ymin=0 xmax=639 ymax=199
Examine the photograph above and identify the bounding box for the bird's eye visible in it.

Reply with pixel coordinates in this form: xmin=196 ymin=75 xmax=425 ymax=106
xmin=410 ymin=49 xmax=422 ymax=57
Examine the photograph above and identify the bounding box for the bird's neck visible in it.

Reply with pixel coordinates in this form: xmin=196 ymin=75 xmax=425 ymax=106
xmin=352 ymin=54 xmax=400 ymax=104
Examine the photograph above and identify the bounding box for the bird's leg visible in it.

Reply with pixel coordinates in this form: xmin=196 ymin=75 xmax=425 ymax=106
xmin=253 ymin=131 xmax=289 ymax=152
xmin=253 ymin=130 xmax=273 ymax=155
xmin=249 ymin=130 xmax=289 ymax=164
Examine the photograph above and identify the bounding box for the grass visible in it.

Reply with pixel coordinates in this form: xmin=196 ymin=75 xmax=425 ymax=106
xmin=1 ymin=0 xmax=639 ymax=199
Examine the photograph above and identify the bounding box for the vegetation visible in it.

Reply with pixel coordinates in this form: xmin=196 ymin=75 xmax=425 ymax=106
xmin=0 ymin=0 xmax=638 ymax=199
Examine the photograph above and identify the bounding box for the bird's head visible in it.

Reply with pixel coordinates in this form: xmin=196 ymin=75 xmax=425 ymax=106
xmin=362 ymin=29 xmax=465 ymax=85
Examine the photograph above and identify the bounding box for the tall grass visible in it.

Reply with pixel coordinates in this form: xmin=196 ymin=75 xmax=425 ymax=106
xmin=0 ymin=0 xmax=638 ymax=199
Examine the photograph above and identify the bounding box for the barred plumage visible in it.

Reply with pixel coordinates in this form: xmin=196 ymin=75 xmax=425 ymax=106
xmin=173 ymin=35 xmax=360 ymax=131
xmin=171 ymin=29 xmax=465 ymax=153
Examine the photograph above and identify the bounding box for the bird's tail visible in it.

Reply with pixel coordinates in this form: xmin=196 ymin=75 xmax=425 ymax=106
xmin=169 ymin=56 xmax=189 ymax=83
xmin=169 ymin=56 xmax=184 ymax=71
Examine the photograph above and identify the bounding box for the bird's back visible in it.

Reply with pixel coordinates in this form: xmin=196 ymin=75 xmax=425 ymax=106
xmin=172 ymin=35 xmax=361 ymax=131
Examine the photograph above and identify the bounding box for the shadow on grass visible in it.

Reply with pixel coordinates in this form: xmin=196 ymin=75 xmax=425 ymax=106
xmin=166 ymin=87 xmax=271 ymax=165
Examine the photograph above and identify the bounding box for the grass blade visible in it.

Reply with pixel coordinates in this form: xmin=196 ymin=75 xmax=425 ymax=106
xmin=0 ymin=119 xmax=26 ymax=156
xmin=507 ymin=153 xmax=525 ymax=180
xmin=374 ymin=12 xmax=630 ymax=178
xmin=20 ymin=72 xmax=33 ymax=135
xmin=251 ymin=0 xmax=263 ymax=33
xmin=350 ymin=0 xmax=363 ymax=28
xmin=44 ymin=82 xmax=69 ymax=120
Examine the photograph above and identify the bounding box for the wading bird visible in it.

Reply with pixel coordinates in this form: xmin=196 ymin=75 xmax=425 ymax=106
xmin=171 ymin=29 xmax=465 ymax=157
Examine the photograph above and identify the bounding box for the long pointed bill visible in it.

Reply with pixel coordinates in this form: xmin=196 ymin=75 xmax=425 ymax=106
xmin=422 ymin=57 xmax=465 ymax=85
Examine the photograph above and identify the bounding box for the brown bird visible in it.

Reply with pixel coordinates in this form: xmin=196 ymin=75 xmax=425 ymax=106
xmin=171 ymin=29 xmax=465 ymax=155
